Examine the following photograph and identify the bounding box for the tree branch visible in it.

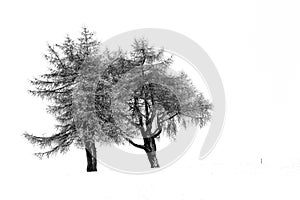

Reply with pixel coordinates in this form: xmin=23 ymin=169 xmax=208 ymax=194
xmin=148 ymin=106 xmax=157 ymax=126
xmin=161 ymin=112 xmax=179 ymax=123
xmin=152 ymin=128 xmax=162 ymax=138
xmin=125 ymin=138 xmax=146 ymax=150
xmin=116 ymin=112 xmax=144 ymax=132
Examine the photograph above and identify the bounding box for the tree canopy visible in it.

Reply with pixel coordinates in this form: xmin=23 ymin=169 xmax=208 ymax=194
xmin=24 ymin=31 xmax=212 ymax=171
xmin=103 ymin=38 xmax=213 ymax=167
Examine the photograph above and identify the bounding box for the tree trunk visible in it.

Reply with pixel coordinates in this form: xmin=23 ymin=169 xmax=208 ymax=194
xmin=85 ymin=140 xmax=97 ymax=172
xmin=143 ymin=137 xmax=160 ymax=168
xmin=146 ymin=151 xmax=160 ymax=168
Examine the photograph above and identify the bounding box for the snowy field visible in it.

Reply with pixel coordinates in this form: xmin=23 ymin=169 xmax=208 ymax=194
xmin=1 ymin=0 xmax=300 ymax=199
xmin=2 ymin=130 xmax=300 ymax=200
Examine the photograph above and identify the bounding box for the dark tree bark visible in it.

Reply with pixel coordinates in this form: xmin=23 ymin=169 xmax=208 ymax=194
xmin=85 ymin=140 xmax=97 ymax=172
xmin=143 ymin=137 xmax=160 ymax=168
xmin=126 ymin=136 xmax=160 ymax=168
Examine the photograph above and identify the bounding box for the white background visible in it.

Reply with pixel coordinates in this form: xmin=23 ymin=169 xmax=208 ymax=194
xmin=1 ymin=0 xmax=300 ymax=199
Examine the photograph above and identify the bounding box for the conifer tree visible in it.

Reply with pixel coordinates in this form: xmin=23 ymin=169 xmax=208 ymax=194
xmin=24 ymin=28 xmax=103 ymax=172
xmin=109 ymin=39 xmax=213 ymax=168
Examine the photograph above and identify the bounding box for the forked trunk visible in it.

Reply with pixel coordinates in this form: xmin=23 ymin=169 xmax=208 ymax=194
xmin=143 ymin=137 xmax=160 ymax=168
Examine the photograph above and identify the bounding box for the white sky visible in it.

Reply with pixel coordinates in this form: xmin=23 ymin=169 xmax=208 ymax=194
xmin=1 ymin=0 xmax=300 ymax=199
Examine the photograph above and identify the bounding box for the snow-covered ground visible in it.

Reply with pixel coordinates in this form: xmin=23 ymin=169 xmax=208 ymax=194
xmin=2 ymin=0 xmax=300 ymax=199
xmin=2 ymin=130 xmax=300 ymax=200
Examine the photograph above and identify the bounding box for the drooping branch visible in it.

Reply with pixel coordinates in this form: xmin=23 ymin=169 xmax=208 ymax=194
xmin=125 ymin=138 xmax=146 ymax=150
xmin=160 ymin=112 xmax=179 ymax=123
xmin=152 ymin=128 xmax=162 ymax=138
xmin=29 ymin=83 xmax=73 ymax=94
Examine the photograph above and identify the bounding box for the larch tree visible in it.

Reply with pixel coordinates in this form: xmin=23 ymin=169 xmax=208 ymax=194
xmin=24 ymin=28 xmax=112 ymax=172
xmin=109 ymin=39 xmax=213 ymax=168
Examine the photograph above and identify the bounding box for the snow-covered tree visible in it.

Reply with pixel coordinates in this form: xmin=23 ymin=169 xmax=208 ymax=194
xmin=109 ymin=39 xmax=213 ymax=168
xmin=24 ymin=28 xmax=107 ymax=172
xmin=24 ymin=31 xmax=212 ymax=171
